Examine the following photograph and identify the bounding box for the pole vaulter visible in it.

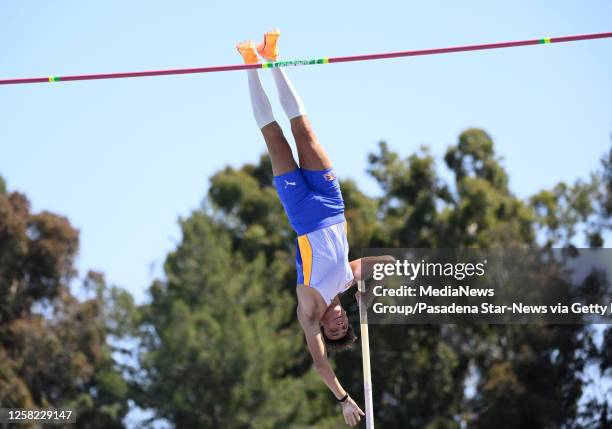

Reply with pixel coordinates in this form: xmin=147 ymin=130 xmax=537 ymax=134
xmin=235 ymin=29 xmax=394 ymax=426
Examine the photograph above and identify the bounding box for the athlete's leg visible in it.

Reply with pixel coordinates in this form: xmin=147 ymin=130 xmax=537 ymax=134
xmin=261 ymin=120 xmax=297 ymax=176
xmin=238 ymin=41 xmax=297 ymax=176
xmin=271 ymin=68 xmax=332 ymax=171
xmin=257 ymin=30 xmax=332 ymax=171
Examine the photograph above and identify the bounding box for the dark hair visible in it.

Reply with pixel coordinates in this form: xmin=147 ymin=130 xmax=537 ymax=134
xmin=321 ymin=323 xmax=358 ymax=354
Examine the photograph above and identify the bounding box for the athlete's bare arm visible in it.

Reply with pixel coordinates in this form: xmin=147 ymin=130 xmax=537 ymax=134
xmin=296 ymin=306 xmax=345 ymax=396
xmin=350 ymin=255 xmax=396 ymax=305
xmin=296 ymin=296 xmax=365 ymax=427
xmin=350 ymin=255 xmax=396 ymax=282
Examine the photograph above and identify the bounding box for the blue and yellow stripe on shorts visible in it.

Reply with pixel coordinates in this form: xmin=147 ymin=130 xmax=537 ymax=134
xmin=297 ymin=235 xmax=313 ymax=285
xmin=296 ymin=222 xmax=348 ymax=286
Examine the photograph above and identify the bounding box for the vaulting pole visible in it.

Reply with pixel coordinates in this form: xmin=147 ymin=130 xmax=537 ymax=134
xmin=1 ymin=31 xmax=611 ymax=85
xmin=358 ymin=280 xmax=375 ymax=429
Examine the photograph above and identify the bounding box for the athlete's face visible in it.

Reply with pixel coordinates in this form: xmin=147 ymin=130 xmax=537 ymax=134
xmin=321 ymin=306 xmax=348 ymax=340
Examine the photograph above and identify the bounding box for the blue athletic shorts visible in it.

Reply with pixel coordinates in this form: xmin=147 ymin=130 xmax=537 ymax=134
xmin=273 ymin=167 xmax=346 ymax=236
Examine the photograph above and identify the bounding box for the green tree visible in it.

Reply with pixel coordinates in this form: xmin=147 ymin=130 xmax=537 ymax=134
xmin=360 ymin=130 xmax=599 ymax=428
xmin=136 ymin=207 xmax=342 ymax=428
xmin=0 ymin=177 xmax=129 ymax=428
xmin=135 ymin=129 xmax=611 ymax=428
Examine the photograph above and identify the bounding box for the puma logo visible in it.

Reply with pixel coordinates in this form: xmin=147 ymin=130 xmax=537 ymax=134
xmin=284 ymin=180 xmax=296 ymax=189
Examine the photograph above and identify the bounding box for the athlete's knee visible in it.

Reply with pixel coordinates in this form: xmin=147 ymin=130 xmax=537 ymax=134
xmin=261 ymin=121 xmax=283 ymax=138
xmin=261 ymin=124 xmax=292 ymax=159
xmin=290 ymin=116 xmax=316 ymax=141
xmin=262 ymin=123 xmax=287 ymax=150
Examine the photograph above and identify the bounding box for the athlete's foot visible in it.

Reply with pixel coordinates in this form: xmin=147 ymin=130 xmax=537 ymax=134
xmin=257 ymin=29 xmax=280 ymax=61
xmin=236 ymin=41 xmax=259 ymax=64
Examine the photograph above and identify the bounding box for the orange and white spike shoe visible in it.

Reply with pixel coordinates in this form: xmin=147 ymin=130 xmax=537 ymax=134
xmin=236 ymin=41 xmax=259 ymax=64
xmin=257 ymin=29 xmax=280 ymax=61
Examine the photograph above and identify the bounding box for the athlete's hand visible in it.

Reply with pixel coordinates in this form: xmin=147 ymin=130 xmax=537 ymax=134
xmin=355 ymin=288 xmax=376 ymax=309
xmin=340 ymin=396 xmax=365 ymax=426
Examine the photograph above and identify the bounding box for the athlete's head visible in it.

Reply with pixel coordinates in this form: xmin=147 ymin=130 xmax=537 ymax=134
xmin=320 ymin=305 xmax=357 ymax=353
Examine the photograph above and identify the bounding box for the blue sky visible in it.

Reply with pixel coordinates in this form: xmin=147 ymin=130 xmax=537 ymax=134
xmin=1 ymin=0 xmax=611 ymax=304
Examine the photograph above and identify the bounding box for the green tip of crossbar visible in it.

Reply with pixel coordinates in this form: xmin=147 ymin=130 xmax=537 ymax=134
xmin=539 ymin=38 xmax=552 ymax=44
xmin=262 ymin=58 xmax=329 ymax=68
xmin=48 ymin=76 xmax=60 ymax=82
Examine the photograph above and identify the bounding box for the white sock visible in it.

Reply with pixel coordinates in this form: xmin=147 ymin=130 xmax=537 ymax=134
xmin=247 ymin=70 xmax=275 ymax=129
xmin=271 ymin=68 xmax=306 ymax=120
